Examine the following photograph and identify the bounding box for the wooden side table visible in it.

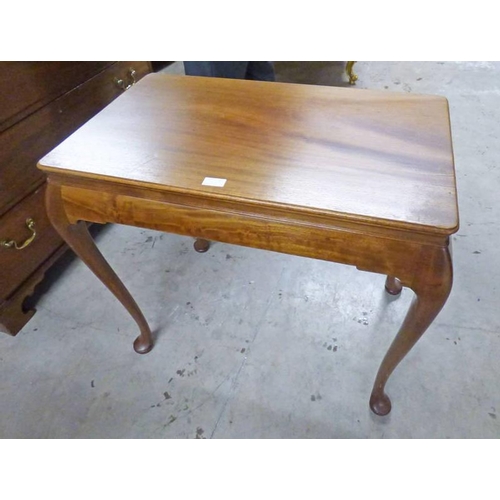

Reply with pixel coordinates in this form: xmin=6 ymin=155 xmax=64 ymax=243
xmin=38 ymin=74 xmax=459 ymax=415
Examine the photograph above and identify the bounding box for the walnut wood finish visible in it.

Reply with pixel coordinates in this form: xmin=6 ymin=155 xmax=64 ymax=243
xmin=38 ymin=74 xmax=458 ymax=234
xmin=371 ymin=245 xmax=453 ymax=415
xmin=38 ymin=74 xmax=459 ymax=415
xmin=45 ymin=182 xmax=153 ymax=354
xmin=385 ymin=276 xmax=403 ymax=296
xmin=193 ymin=238 xmax=210 ymax=253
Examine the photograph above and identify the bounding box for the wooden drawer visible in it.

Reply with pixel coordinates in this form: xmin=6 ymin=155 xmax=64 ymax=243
xmin=0 ymin=185 xmax=63 ymax=300
xmin=0 ymin=62 xmax=114 ymax=133
xmin=0 ymin=61 xmax=151 ymax=217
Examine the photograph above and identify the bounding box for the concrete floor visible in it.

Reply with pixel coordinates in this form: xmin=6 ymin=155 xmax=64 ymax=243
xmin=1 ymin=61 xmax=499 ymax=438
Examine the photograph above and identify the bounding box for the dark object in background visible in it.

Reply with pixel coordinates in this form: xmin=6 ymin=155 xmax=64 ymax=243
xmin=151 ymin=62 xmax=174 ymax=72
xmin=184 ymin=61 xmax=275 ymax=81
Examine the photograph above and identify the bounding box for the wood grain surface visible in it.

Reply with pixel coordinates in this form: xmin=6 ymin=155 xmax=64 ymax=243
xmin=38 ymin=74 xmax=458 ymax=235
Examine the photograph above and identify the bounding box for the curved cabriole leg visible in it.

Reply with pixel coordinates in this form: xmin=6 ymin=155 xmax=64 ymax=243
xmin=194 ymin=238 xmax=210 ymax=253
xmin=45 ymin=182 xmax=154 ymax=354
xmin=385 ymin=276 xmax=403 ymax=296
xmin=370 ymin=244 xmax=453 ymax=416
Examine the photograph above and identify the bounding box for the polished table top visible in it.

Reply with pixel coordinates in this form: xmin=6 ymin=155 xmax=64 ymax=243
xmin=39 ymin=73 xmax=458 ymax=235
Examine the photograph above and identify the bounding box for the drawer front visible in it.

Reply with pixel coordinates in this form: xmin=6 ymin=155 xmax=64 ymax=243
xmin=0 ymin=185 xmax=63 ymax=300
xmin=0 ymin=61 xmax=151 ymax=217
xmin=0 ymin=62 xmax=114 ymax=133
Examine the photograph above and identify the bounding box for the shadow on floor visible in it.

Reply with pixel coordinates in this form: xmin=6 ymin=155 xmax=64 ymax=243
xmin=23 ymin=224 xmax=110 ymax=314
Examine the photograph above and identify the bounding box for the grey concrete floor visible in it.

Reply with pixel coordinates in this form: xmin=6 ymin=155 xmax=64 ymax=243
xmin=1 ymin=62 xmax=499 ymax=438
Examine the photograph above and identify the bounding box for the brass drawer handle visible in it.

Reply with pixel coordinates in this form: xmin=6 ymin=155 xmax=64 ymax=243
xmin=1 ymin=218 xmax=37 ymax=250
xmin=114 ymin=68 xmax=137 ymax=91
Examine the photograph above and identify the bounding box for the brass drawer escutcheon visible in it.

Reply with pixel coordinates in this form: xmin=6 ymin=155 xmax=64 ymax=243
xmin=1 ymin=218 xmax=37 ymax=250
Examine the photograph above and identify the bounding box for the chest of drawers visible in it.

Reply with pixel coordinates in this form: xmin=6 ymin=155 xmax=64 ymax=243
xmin=0 ymin=61 xmax=151 ymax=334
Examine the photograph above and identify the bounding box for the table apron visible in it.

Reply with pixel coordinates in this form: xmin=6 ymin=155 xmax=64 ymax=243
xmin=56 ymin=183 xmax=438 ymax=283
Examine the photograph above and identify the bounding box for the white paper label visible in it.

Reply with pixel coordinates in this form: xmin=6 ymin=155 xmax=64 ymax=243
xmin=202 ymin=177 xmax=227 ymax=187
